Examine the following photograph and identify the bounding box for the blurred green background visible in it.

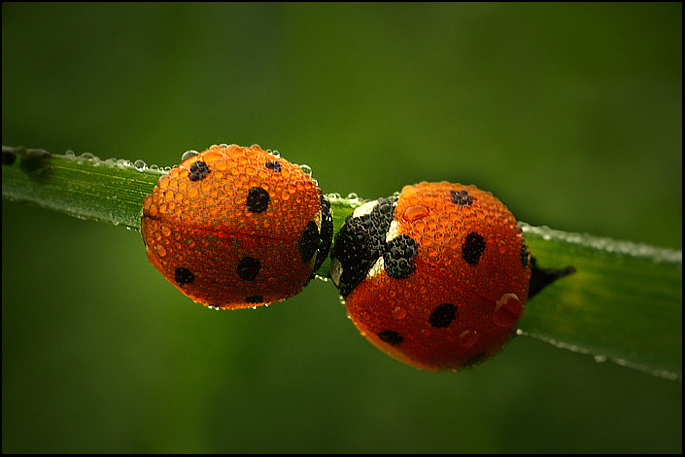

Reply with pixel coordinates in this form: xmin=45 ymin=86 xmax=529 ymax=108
xmin=2 ymin=3 xmax=681 ymax=453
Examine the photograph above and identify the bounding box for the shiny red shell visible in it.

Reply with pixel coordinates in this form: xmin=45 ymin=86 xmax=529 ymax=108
xmin=334 ymin=182 xmax=532 ymax=371
xmin=141 ymin=144 xmax=327 ymax=309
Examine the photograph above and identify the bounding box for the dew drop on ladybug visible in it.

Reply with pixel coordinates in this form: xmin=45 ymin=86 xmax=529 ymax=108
xmin=330 ymin=181 xmax=573 ymax=372
xmin=141 ymin=144 xmax=333 ymax=309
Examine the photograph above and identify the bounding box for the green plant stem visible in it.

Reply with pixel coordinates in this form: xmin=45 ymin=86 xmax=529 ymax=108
xmin=2 ymin=145 xmax=681 ymax=380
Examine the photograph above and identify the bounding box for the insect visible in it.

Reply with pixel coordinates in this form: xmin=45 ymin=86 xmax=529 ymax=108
xmin=141 ymin=144 xmax=333 ymax=309
xmin=141 ymin=145 xmax=573 ymax=370
xmin=330 ymin=181 xmax=573 ymax=372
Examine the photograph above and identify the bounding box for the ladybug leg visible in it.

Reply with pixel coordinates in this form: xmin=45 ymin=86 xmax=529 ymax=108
xmin=528 ymin=256 xmax=575 ymax=299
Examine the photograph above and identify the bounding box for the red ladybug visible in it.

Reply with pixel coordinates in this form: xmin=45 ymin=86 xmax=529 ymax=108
xmin=330 ymin=182 xmax=534 ymax=371
xmin=141 ymin=144 xmax=332 ymax=309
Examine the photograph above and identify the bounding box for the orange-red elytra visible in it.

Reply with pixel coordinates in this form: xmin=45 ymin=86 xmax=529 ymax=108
xmin=330 ymin=182 xmax=533 ymax=372
xmin=141 ymin=144 xmax=332 ymax=309
xmin=141 ymin=146 xmax=575 ymax=372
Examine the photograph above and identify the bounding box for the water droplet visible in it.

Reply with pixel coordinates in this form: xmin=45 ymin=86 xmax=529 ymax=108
xmin=403 ymin=204 xmax=429 ymax=222
xmin=497 ymin=240 xmax=508 ymax=255
xmin=594 ymin=355 xmax=607 ymax=363
xmin=458 ymin=329 xmax=478 ymax=347
xmin=391 ymin=306 xmax=407 ymax=320
xmin=492 ymin=293 xmax=523 ymax=327
xmin=155 ymin=244 xmax=167 ymax=257
xmin=299 ymin=164 xmax=312 ymax=175
xmin=133 ymin=159 xmax=147 ymax=171
xmin=181 ymin=150 xmax=199 ymax=161
xmin=116 ymin=158 xmax=133 ymax=169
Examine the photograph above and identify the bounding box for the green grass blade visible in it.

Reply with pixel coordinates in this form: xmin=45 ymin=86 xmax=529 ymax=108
xmin=1 ymin=146 xmax=161 ymax=229
xmin=520 ymin=223 xmax=682 ymax=380
xmin=2 ymin=146 xmax=681 ymax=380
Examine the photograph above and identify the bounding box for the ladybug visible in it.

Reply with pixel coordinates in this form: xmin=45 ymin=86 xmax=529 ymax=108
xmin=141 ymin=144 xmax=333 ymax=309
xmin=330 ymin=181 xmax=572 ymax=372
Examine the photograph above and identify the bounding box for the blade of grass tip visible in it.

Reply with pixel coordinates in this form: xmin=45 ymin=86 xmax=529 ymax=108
xmin=519 ymin=222 xmax=682 ymax=381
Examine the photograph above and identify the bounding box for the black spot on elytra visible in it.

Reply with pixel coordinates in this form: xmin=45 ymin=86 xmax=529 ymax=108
xmin=462 ymin=231 xmax=486 ymax=265
xmin=245 ymin=295 xmax=264 ymax=304
xmin=378 ymin=330 xmax=403 ymax=346
xmin=384 ymin=235 xmax=419 ymax=279
xmin=174 ymin=267 xmax=195 ymax=285
xmin=188 ymin=160 xmax=211 ymax=182
xmin=237 ymin=256 xmax=261 ymax=281
xmin=450 ymin=189 xmax=473 ymax=206
xmin=265 ymin=160 xmax=282 ymax=172
xmin=429 ymin=303 xmax=458 ymax=328
xmin=246 ymin=187 xmax=270 ymax=213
